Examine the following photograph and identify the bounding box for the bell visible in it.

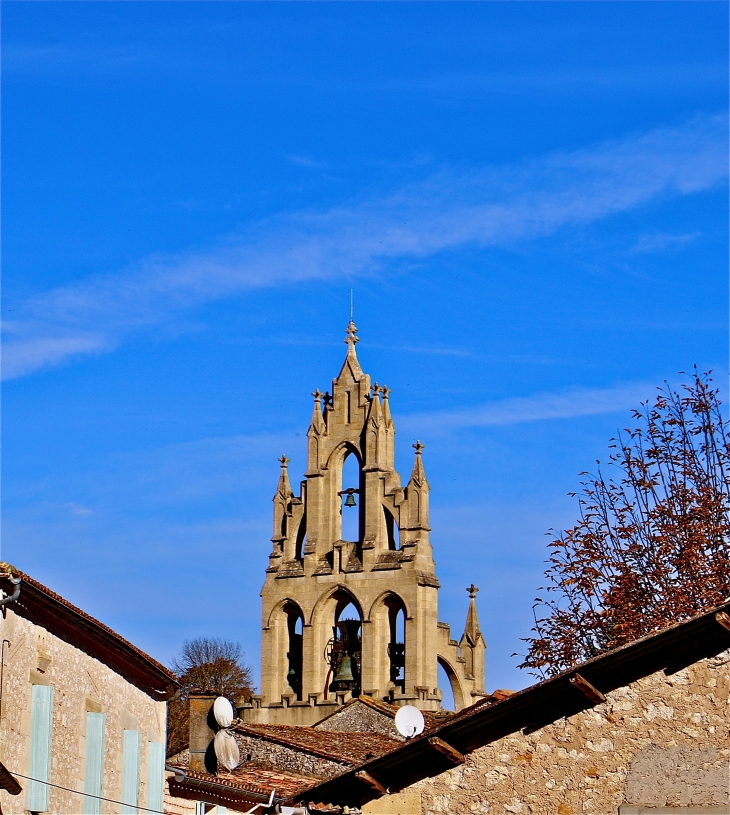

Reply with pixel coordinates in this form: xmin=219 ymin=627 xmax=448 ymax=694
xmin=333 ymin=655 xmax=355 ymax=684
xmin=344 ymin=492 xmax=357 ymax=508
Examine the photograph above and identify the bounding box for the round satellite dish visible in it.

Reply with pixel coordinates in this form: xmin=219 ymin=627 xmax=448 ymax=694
xmin=395 ymin=704 xmax=425 ymax=739
xmin=214 ymin=729 xmax=240 ymax=772
xmin=213 ymin=696 xmax=234 ymax=728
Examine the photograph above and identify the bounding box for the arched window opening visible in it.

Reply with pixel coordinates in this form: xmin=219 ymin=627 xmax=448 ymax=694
xmin=385 ymin=596 xmax=406 ymax=692
xmin=340 ymin=451 xmax=361 ymax=543
xmin=384 ymin=506 xmax=400 ymax=550
xmin=326 ymin=592 xmax=362 ymax=698
xmin=437 ymin=657 xmax=464 ymax=711
xmin=437 ymin=661 xmax=456 ymax=711
xmin=280 ymin=513 xmax=287 ymax=539
xmin=294 ymin=516 xmax=307 ymax=563
xmin=284 ymin=602 xmax=304 ymax=701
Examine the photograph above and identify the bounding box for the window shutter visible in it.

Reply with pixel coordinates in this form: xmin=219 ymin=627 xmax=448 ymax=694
xmin=146 ymin=742 xmax=165 ymax=814
xmin=121 ymin=729 xmax=141 ymax=814
xmin=28 ymin=684 xmax=53 ymax=812
xmin=83 ymin=712 xmax=106 ymax=814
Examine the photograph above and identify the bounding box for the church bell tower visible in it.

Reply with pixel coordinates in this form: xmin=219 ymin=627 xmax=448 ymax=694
xmin=242 ymin=322 xmax=486 ymax=725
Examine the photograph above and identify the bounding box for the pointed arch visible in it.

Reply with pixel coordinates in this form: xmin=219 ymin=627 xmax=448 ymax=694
xmin=324 ymin=440 xmax=363 ymax=472
xmin=368 ymin=591 xmax=407 ymax=694
xmin=366 ymin=591 xmax=409 ymax=622
xmin=266 ymin=597 xmax=305 ymax=629
xmin=309 ymin=584 xmax=363 ymax=627
xmin=437 ymin=656 xmax=466 ymax=711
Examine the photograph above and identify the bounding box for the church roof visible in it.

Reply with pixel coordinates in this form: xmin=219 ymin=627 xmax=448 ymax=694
xmin=233 ymin=722 xmax=400 ymax=765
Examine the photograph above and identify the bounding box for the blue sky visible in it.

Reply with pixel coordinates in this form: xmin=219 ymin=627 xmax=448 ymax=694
xmin=2 ymin=2 xmax=727 ymax=697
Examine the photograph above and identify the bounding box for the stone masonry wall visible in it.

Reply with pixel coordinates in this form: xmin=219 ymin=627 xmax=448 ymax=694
xmin=410 ymin=651 xmax=730 ymax=815
xmin=232 ymin=733 xmax=346 ymax=780
xmin=315 ymin=704 xmax=403 ymax=740
xmin=0 ymin=607 xmax=167 ymax=815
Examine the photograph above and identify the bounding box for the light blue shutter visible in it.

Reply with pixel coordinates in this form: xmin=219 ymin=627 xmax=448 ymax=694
xmin=146 ymin=742 xmax=165 ymax=814
xmin=83 ymin=712 xmax=106 ymax=814
xmin=121 ymin=729 xmax=140 ymax=814
xmin=216 ymin=807 xmax=227 ymax=813
xmin=28 ymin=685 xmax=53 ymax=812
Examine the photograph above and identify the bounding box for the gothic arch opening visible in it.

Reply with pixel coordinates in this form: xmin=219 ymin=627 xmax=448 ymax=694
xmin=437 ymin=656 xmax=465 ymax=711
xmin=385 ymin=595 xmax=406 ymax=692
xmin=283 ymin=601 xmax=304 ymax=700
xmin=323 ymin=589 xmax=363 ymax=699
xmin=383 ymin=505 xmax=400 ymax=550
xmin=294 ymin=516 xmax=307 ymax=563
xmin=340 ymin=449 xmax=362 ymax=543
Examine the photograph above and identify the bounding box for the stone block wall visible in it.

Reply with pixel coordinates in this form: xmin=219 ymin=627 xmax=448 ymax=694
xmin=409 ymin=652 xmax=730 ymax=815
xmin=0 ymin=607 xmax=167 ymax=815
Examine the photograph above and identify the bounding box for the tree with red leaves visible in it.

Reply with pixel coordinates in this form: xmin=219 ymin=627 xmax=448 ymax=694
xmin=520 ymin=371 xmax=730 ymax=678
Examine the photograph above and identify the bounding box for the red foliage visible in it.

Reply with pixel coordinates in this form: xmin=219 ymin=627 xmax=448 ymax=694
xmin=520 ymin=371 xmax=730 ymax=678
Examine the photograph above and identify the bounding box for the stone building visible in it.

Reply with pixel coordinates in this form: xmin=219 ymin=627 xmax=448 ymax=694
xmin=243 ymin=322 xmax=486 ymax=726
xmin=295 ymin=601 xmax=730 ymax=815
xmin=0 ymin=563 xmax=178 ymax=815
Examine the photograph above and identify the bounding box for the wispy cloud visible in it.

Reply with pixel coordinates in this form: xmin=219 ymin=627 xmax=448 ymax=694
xmin=2 ymin=113 xmax=726 ymax=380
xmin=401 ymin=382 xmax=656 ymax=433
xmin=630 ymin=231 xmax=701 ymax=254
xmin=64 ymin=502 xmax=94 ymax=517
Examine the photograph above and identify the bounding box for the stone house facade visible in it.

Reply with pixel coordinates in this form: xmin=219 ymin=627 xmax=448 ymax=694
xmin=0 ymin=564 xmax=178 ymax=815
xmin=297 ymin=602 xmax=730 ymax=815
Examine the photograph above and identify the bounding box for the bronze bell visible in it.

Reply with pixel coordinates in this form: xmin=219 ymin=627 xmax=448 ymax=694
xmin=333 ymin=655 xmax=355 ymax=684
xmin=344 ymin=492 xmax=357 ymax=507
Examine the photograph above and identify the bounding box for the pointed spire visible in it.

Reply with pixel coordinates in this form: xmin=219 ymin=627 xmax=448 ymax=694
xmin=309 ymin=389 xmax=325 ymax=434
xmin=368 ymin=383 xmax=383 ymax=425
xmin=410 ymin=440 xmax=426 ymax=485
xmin=463 ymin=584 xmax=481 ymax=646
xmin=381 ymin=385 xmax=393 ymax=429
xmin=276 ymin=454 xmax=293 ymax=498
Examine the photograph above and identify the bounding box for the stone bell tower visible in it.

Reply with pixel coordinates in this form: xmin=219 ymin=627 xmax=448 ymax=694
xmin=242 ymin=322 xmax=486 ymax=726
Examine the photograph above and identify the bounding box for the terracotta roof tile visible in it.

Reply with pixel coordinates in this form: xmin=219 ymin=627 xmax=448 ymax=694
xmin=233 ymin=723 xmax=400 ymax=764
xmin=168 ymin=763 xmax=319 ymax=799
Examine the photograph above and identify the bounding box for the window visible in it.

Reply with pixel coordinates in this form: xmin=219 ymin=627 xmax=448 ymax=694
xmin=121 ymin=729 xmax=140 ymax=814
xmin=28 ymin=685 xmax=53 ymax=812
xmin=147 ymin=741 xmax=165 ymax=814
xmin=83 ymin=712 xmax=106 ymax=814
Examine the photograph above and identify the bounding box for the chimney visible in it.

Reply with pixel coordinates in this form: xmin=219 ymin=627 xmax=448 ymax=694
xmin=188 ymin=690 xmax=217 ymax=773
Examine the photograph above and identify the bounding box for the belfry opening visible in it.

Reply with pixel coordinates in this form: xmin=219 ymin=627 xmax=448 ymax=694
xmin=242 ymin=321 xmax=487 ymax=726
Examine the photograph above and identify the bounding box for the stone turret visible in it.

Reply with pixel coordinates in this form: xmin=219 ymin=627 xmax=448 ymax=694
xmin=244 ymin=322 xmax=486 ymax=726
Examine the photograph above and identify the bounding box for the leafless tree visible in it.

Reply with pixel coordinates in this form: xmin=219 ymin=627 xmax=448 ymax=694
xmin=520 ymin=371 xmax=730 ymax=678
xmin=167 ymin=637 xmax=254 ymax=756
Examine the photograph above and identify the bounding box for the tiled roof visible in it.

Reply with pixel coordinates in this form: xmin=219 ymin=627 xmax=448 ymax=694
xmin=0 ymin=563 xmax=178 ymax=698
xmin=233 ymin=723 xmax=400 ymax=764
xmin=313 ymin=694 xmax=446 ymax=730
xmin=168 ymin=763 xmax=320 ymax=799
xmin=296 ymin=599 xmax=730 ymax=808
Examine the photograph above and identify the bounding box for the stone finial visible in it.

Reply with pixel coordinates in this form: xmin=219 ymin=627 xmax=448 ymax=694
xmin=371 ymin=382 xmax=382 ymax=398
xmin=413 ymin=440 xmax=425 ymax=455
xmin=278 ymin=455 xmax=290 ymax=468
xmin=344 ymin=320 xmax=360 ymax=348
xmin=381 ymin=386 xmax=391 ymax=399
xmin=467 ymin=584 xmax=479 ymax=599
xmin=312 ymin=389 xmax=323 ymax=403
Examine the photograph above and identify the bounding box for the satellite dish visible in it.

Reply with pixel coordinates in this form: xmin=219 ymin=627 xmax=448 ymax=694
xmin=395 ymin=705 xmax=425 ymax=739
xmin=213 ymin=696 xmax=234 ymax=728
xmin=214 ymin=729 xmax=240 ymax=772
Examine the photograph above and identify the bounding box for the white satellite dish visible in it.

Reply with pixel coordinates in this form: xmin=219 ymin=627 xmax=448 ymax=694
xmin=395 ymin=705 xmax=425 ymax=739
xmin=214 ymin=729 xmax=240 ymax=772
xmin=213 ymin=696 xmax=234 ymax=728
